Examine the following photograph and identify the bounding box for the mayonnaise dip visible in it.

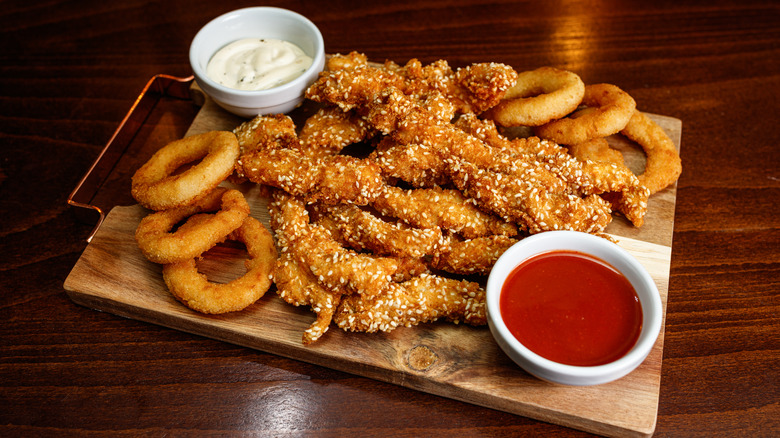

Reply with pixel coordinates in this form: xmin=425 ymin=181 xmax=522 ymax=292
xmin=206 ymin=38 xmax=313 ymax=91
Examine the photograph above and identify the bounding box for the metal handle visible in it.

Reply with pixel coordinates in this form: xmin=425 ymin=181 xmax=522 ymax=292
xmin=68 ymin=74 xmax=195 ymax=242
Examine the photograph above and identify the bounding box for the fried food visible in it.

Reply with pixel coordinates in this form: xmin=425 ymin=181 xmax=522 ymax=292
xmin=296 ymin=105 xmax=375 ymax=158
xmin=534 ymin=83 xmax=636 ymax=145
xmin=314 ymin=203 xmax=443 ymax=259
xmin=447 ymin=158 xmax=614 ymax=234
xmin=431 ymin=234 xmax=518 ymax=275
xmin=135 ymin=188 xmax=250 ymax=264
xmin=238 ymin=147 xmax=384 ymax=205
xmin=131 ymin=131 xmax=239 ymax=211
xmin=567 ymin=137 xmax=626 ymax=167
xmin=369 ymin=137 xmax=451 ymax=187
xmin=233 ymin=114 xmax=298 ymax=154
xmin=308 ymin=52 xmax=517 ymax=116
xmin=129 ymin=54 xmax=679 ymax=344
xmin=371 ymin=185 xmax=519 ymax=239
xmin=162 ymin=216 xmax=277 ymax=314
xmin=484 ymin=66 xmax=585 ymax=127
xmin=307 ymin=62 xmax=638 ymax=234
xmin=621 ymin=109 xmax=682 ymax=194
xmin=333 ymin=273 xmax=486 ymax=333
xmin=269 ymin=191 xmax=425 ymax=298
xmin=274 ymin=251 xmax=342 ymax=344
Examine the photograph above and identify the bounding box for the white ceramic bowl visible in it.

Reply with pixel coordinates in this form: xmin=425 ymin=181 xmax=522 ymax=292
xmin=486 ymin=231 xmax=662 ymax=386
xmin=189 ymin=7 xmax=325 ymax=118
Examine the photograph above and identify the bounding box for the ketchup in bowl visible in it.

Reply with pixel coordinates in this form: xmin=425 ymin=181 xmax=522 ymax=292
xmin=486 ymin=231 xmax=662 ymax=385
xmin=500 ymin=250 xmax=643 ymax=367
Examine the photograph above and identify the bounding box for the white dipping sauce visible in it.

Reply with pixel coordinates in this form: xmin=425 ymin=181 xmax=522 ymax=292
xmin=206 ymin=38 xmax=313 ymax=91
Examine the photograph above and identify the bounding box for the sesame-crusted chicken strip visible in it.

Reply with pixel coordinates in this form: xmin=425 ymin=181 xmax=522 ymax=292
xmin=306 ymin=57 xmax=516 ymax=118
xmin=306 ymin=63 xmax=403 ymax=113
xmin=375 ymin=107 xmax=617 ymax=234
xmin=369 ymin=137 xmax=451 ymax=188
xmin=269 ymin=190 xmax=424 ymax=297
xmin=326 ymin=51 xmax=370 ymax=71
xmin=233 ymin=114 xmax=298 ymax=155
xmin=378 ymin=57 xmax=517 ymax=115
xmin=455 ymin=114 xmax=649 ymax=226
xmin=446 ymin=158 xmax=613 ymax=234
xmin=578 ymin=161 xmax=650 ymax=227
xmin=296 ymin=105 xmax=375 ymax=159
xmin=333 ymin=273 xmax=486 ymax=334
xmin=314 ymin=203 xmax=443 ymax=259
xmin=308 ymin=66 xmax=640 ymax=233
xmin=431 ymin=233 xmax=518 ymax=276
xmin=240 ymin=147 xmax=385 ymax=205
xmin=274 ymin=252 xmax=341 ymax=345
xmin=371 ymin=185 xmax=519 ymax=239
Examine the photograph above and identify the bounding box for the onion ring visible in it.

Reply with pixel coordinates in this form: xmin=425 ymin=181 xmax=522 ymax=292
xmin=567 ymin=137 xmax=626 ymax=168
xmin=483 ymin=66 xmax=585 ymax=127
xmin=135 ymin=188 xmax=250 ymax=264
xmin=131 ymin=131 xmax=240 ymax=211
xmin=162 ymin=216 xmax=277 ymax=314
xmin=534 ymin=83 xmax=636 ymax=145
xmin=620 ymin=110 xmax=682 ymax=194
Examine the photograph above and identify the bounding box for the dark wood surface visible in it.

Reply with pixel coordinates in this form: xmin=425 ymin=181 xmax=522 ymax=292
xmin=1 ymin=1 xmax=778 ymax=436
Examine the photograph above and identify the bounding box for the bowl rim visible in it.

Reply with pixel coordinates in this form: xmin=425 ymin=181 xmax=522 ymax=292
xmin=188 ymin=6 xmax=325 ymax=99
xmin=485 ymin=230 xmax=663 ymax=385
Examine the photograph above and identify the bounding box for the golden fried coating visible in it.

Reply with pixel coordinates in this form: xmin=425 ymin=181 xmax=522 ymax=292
xmin=233 ymin=114 xmax=298 ymax=155
xmin=458 ymin=115 xmax=649 ymax=226
xmin=369 ymin=137 xmax=450 ymax=187
xmin=240 ymin=148 xmax=384 ymax=205
xmin=333 ymin=273 xmax=486 ymax=333
xmin=296 ymin=105 xmax=375 ymax=159
xmin=269 ymin=191 xmax=424 ymax=297
xmin=621 ymin=109 xmax=682 ymax=195
xmin=371 ymin=185 xmax=518 ymax=239
xmin=274 ymin=252 xmax=342 ymax=345
xmin=447 ymin=158 xmax=614 ymax=234
xmin=315 ymin=203 xmax=443 ymax=259
xmin=431 ymin=234 xmax=518 ymax=276
xmin=314 ymin=69 xmax=643 ymax=233
xmin=567 ymin=137 xmax=626 ymax=168
xmin=307 ymin=54 xmax=517 ymax=118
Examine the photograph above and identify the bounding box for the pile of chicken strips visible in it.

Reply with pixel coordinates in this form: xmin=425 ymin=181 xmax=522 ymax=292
xmin=134 ymin=52 xmax=681 ymax=344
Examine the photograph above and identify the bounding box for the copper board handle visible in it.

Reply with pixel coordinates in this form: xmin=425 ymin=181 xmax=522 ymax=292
xmin=67 ymin=74 xmax=195 ymax=242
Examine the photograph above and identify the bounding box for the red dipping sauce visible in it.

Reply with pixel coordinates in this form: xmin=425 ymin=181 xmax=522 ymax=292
xmin=499 ymin=250 xmax=642 ymax=367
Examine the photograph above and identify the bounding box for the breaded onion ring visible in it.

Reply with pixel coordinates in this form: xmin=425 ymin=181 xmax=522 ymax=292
xmin=534 ymin=83 xmax=636 ymax=145
xmin=162 ymin=216 xmax=277 ymax=314
xmin=483 ymin=66 xmax=585 ymax=127
xmin=567 ymin=137 xmax=626 ymax=168
xmin=135 ymin=188 xmax=250 ymax=264
xmin=131 ymin=131 xmax=240 ymax=211
xmin=620 ymin=110 xmax=682 ymax=194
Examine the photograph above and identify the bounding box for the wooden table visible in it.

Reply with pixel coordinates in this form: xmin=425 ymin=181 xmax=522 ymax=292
xmin=1 ymin=1 xmax=778 ymax=436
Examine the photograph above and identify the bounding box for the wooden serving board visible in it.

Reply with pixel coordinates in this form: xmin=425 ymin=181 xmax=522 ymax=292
xmin=64 ymin=93 xmax=681 ymax=438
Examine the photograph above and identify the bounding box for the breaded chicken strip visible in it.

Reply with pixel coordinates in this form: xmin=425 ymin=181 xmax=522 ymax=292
xmin=333 ymin=273 xmax=486 ymax=333
xmin=297 ymin=105 xmax=375 ymax=159
xmin=371 ymin=185 xmax=518 ymax=239
xmin=314 ymin=203 xmax=443 ymax=259
xmin=240 ymin=148 xmax=384 ymax=205
xmin=431 ymin=233 xmax=518 ymax=276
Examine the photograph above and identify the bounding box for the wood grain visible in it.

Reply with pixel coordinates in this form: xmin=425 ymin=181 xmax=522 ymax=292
xmin=64 ymin=98 xmax=680 ymax=437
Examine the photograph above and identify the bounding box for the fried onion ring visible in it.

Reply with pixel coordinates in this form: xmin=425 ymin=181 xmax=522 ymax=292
xmin=534 ymin=83 xmax=636 ymax=145
xmin=162 ymin=216 xmax=277 ymax=314
xmin=483 ymin=66 xmax=585 ymax=127
xmin=567 ymin=137 xmax=626 ymax=168
xmin=135 ymin=188 xmax=250 ymax=264
xmin=131 ymin=131 xmax=240 ymax=211
xmin=620 ymin=110 xmax=682 ymax=194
